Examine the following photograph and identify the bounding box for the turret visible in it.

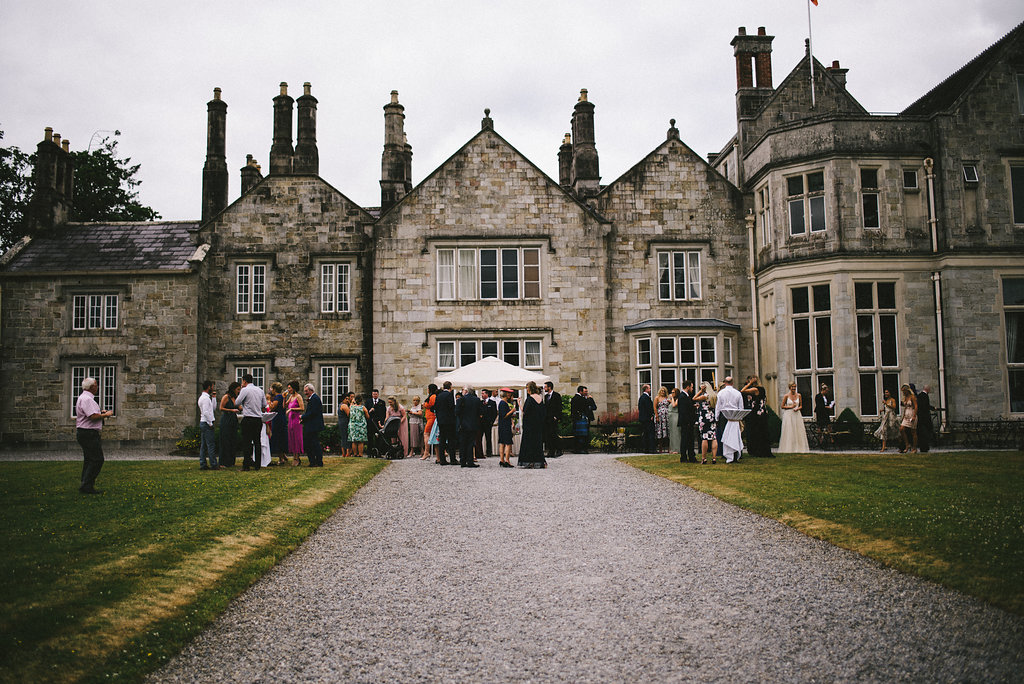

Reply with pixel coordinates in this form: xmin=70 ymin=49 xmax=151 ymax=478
xmin=201 ymin=87 xmax=229 ymax=222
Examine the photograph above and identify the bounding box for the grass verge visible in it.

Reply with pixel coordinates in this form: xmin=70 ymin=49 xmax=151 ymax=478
xmin=0 ymin=457 xmax=387 ymax=683
xmin=621 ymin=451 xmax=1024 ymax=616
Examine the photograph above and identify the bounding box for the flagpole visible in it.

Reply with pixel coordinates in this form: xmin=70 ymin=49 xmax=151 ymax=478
xmin=807 ymin=0 xmax=816 ymax=108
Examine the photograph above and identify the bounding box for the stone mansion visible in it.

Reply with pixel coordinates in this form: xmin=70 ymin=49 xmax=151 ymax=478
xmin=2 ymin=23 xmax=1024 ymax=448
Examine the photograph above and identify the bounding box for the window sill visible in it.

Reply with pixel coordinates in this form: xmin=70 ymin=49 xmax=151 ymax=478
xmin=435 ymin=299 xmax=543 ymax=306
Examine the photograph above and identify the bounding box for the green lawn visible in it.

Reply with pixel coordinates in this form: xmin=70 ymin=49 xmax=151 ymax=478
xmin=0 ymin=458 xmax=387 ymax=684
xmin=622 ymin=451 xmax=1024 ymax=616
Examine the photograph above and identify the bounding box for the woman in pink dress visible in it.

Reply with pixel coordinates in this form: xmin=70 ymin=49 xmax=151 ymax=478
xmin=286 ymin=380 xmax=305 ymax=466
xmin=386 ymin=396 xmax=409 ymax=457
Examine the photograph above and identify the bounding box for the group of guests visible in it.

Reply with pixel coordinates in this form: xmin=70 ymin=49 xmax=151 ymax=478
xmin=197 ymin=375 xmax=326 ymax=471
xmin=639 ymin=376 xmax=772 ymax=464
xmin=872 ymin=383 xmax=934 ymax=453
xmin=409 ymin=381 xmax=596 ymax=468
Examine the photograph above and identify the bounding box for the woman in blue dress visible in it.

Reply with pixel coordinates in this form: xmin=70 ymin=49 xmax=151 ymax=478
xmin=517 ymin=381 xmax=547 ymax=469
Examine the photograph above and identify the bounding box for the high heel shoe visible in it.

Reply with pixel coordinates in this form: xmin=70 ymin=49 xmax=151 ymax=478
xmin=292 ymin=456 xmax=301 ymax=467
xmin=712 ymin=457 xmax=716 ymax=464
xmin=701 ymin=457 xmax=707 ymax=464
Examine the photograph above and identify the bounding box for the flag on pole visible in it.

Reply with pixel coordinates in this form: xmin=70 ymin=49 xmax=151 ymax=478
xmin=810 ymin=0 xmax=818 ymax=5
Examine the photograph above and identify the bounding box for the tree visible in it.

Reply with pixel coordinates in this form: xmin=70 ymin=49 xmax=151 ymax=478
xmin=69 ymin=132 xmax=160 ymax=224
xmin=0 ymin=128 xmax=160 ymax=252
xmin=0 ymin=129 xmax=32 ymax=251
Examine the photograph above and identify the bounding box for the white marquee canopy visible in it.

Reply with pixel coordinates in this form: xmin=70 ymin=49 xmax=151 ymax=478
xmin=433 ymin=356 xmax=550 ymax=389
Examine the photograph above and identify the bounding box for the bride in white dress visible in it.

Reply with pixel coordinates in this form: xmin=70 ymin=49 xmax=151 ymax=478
xmin=778 ymin=382 xmax=809 ymax=453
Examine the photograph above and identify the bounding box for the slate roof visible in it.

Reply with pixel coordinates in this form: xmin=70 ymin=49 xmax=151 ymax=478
xmin=2 ymin=221 xmax=199 ymax=272
xmin=902 ymin=21 xmax=1024 ymax=116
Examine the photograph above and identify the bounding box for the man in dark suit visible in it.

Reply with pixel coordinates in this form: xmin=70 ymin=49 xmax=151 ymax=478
xmin=367 ymin=389 xmax=387 ymax=442
xmin=455 ymin=387 xmax=482 ymax=467
xmin=678 ymin=380 xmax=697 ymax=463
xmin=300 ymin=383 xmax=325 ymax=467
xmin=433 ymin=381 xmax=458 ymax=465
xmin=638 ymin=384 xmax=656 ymax=454
xmin=916 ymin=384 xmax=933 ymax=453
xmin=570 ymin=386 xmax=597 ymax=453
xmin=814 ymin=384 xmax=834 ymax=429
xmin=543 ymin=381 xmax=563 ymax=459
xmin=479 ymin=389 xmax=498 ymax=457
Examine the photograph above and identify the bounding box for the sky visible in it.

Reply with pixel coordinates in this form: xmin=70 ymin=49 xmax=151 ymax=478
xmin=2 ymin=1 xmax=1022 ymax=221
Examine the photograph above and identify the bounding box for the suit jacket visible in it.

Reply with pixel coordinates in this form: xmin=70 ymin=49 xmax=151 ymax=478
xmin=434 ymin=389 xmax=456 ymax=426
xmin=545 ymin=391 xmax=562 ymax=424
xmin=638 ymin=392 xmax=654 ymax=423
xmin=368 ymin=397 xmax=387 ymax=427
xmin=481 ymin=397 xmax=498 ymax=426
xmin=570 ymin=394 xmax=596 ymax=422
xmin=456 ymin=391 xmax=482 ymax=432
xmin=916 ymin=390 xmax=932 ymax=426
xmin=301 ymin=393 xmax=325 ymax=433
xmin=814 ymin=393 xmax=834 ymax=424
xmin=678 ymin=390 xmax=695 ymax=424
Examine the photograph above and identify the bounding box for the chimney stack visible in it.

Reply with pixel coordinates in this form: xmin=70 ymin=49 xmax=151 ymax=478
xmin=558 ymin=133 xmax=572 ymax=188
xmin=293 ymin=82 xmax=319 ymax=174
xmin=570 ymin=89 xmax=601 ymax=198
xmin=826 ymin=60 xmax=849 ymax=90
xmin=731 ymin=27 xmax=775 ymax=118
xmin=240 ymin=154 xmax=263 ymax=195
xmin=380 ymin=90 xmax=412 ymax=211
xmin=270 ymin=82 xmax=294 ymax=175
xmin=202 ymin=87 xmax=229 ymax=222
xmin=27 ymin=127 xmax=74 ymax=231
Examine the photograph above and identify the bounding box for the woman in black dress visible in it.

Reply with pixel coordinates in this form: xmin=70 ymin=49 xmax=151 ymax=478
xmin=269 ymin=382 xmax=288 ymax=464
xmin=218 ymin=381 xmax=240 ymax=467
xmin=497 ymin=389 xmax=516 ymax=468
xmin=517 ymin=381 xmax=547 ymax=469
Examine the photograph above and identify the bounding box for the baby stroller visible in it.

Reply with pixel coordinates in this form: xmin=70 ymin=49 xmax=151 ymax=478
xmin=369 ymin=415 xmax=405 ymax=459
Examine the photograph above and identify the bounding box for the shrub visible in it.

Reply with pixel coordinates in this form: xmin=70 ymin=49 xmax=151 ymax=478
xmin=175 ymin=425 xmax=200 ymax=453
xmin=597 ymin=409 xmax=639 ymax=427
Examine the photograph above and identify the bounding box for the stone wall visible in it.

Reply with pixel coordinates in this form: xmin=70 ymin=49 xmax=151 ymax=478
xmin=197 ymin=175 xmax=374 ymax=401
xmin=0 ymin=272 xmax=198 ymax=447
xmin=373 ymin=129 xmax=610 ymax=404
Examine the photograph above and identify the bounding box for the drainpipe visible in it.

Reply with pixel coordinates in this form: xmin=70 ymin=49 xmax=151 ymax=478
xmin=746 ymin=212 xmax=760 ymax=377
xmin=924 ymin=158 xmax=948 ymax=431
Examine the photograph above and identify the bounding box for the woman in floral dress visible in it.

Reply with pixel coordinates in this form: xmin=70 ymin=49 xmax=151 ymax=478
xmin=692 ymin=381 xmax=718 ymax=464
xmin=655 ymin=386 xmax=672 ymax=452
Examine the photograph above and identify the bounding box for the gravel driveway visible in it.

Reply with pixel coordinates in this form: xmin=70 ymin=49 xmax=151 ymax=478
xmin=150 ymin=453 xmax=1024 ymax=683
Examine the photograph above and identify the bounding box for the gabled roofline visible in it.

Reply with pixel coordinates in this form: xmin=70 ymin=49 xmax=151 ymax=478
xmin=198 ymin=173 xmax=376 ymax=230
xmin=598 ymin=134 xmax=739 ymax=198
xmin=375 ymin=126 xmax=610 ymax=224
xmin=752 ymin=53 xmax=870 ymax=120
xmin=902 ymin=20 xmax=1024 ymax=116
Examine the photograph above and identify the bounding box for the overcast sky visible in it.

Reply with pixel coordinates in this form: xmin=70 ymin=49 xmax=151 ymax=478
xmin=2 ymin=1 xmax=1022 ymax=220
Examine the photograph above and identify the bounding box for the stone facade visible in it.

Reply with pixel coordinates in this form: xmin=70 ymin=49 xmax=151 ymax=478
xmin=3 ymin=21 xmax=1024 ymax=448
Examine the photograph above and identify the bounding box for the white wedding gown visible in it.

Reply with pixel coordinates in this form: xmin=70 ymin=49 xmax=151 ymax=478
xmin=778 ymin=396 xmax=810 ymax=453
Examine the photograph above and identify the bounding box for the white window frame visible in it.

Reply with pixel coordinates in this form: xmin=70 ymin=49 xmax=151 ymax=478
xmin=437 ymin=338 xmax=544 ymax=370
xmin=70 ymin=364 xmax=117 ymax=418
xmin=236 ymin=263 xmax=267 ymax=314
xmin=436 ymin=245 xmax=542 ymax=302
xmin=234 ymin=365 xmax=266 ymax=390
xmin=1010 ymin=162 xmax=1024 ymax=226
xmin=320 ymin=263 xmax=351 ymax=313
xmin=657 ymin=250 xmax=702 ymax=301
xmin=854 ymin=281 xmax=901 ymax=416
xmin=72 ymin=294 xmax=119 ymax=331
xmin=860 ymin=168 xmax=880 ymax=229
xmin=787 ymin=170 xmax=826 ymax=236
xmin=792 ymin=284 xmax=833 ymax=415
xmin=902 ymin=169 xmax=919 ymax=191
xmin=318 ymin=364 xmax=352 ymax=416
xmin=757 ymin=185 xmax=772 ymax=247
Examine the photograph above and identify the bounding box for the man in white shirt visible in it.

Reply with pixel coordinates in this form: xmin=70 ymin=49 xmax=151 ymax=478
xmin=76 ymin=377 xmax=113 ymax=494
xmin=714 ymin=376 xmax=745 ymax=463
xmin=235 ymin=373 xmax=266 ymax=471
xmin=197 ymin=380 xmax=220 ymax=471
